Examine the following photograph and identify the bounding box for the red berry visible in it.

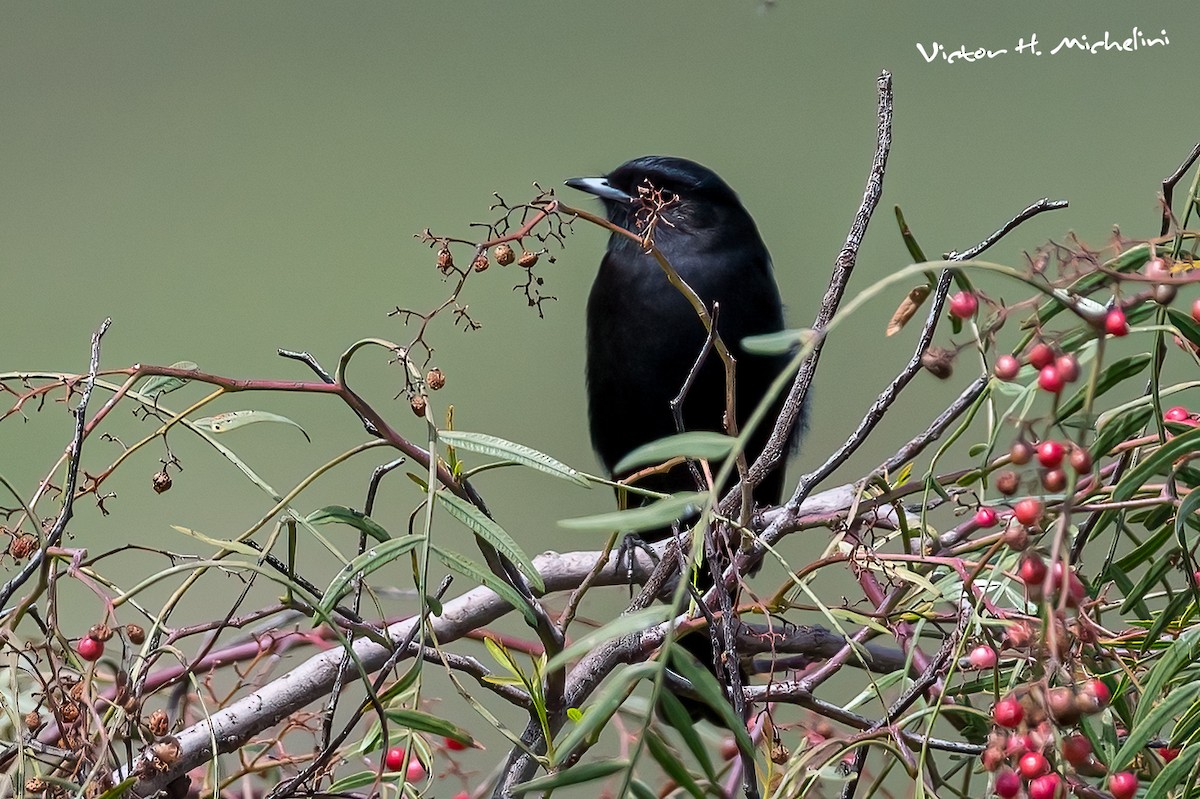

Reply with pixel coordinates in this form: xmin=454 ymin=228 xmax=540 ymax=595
xmin=975 ymin=507 xmax=999 ymax=528
xmin=949 ymin=291 xmax=979 ymax=319
xmin=994 ymin=354 xmax=1021 ymax=381
xmin=1160 ymin=746 xmax=1180 ymax=763
xmin=1068 ymin=446 xmax=1092 ymax=473
xmin=406 ymin=758 xmax=426 ymax=782
xmin=1006 ymin=733 xmax=1036 ymax=756
xmin=1014 ymin=498 xmax=1042 ymax=527
xmin=1087 ymin=678 xmax=1111 ymax=707
xmin=1060 ymin=734 xmax=1093 ymax=767
xmin=1028 ymin=773 xmax=1063 ymax=799
xmin=444 ymin=736 xmax=468 ymax=751
xmin=76 ymin=636 xmax=104 ymax=662
xmin=1165 ymin=405 xmax=1191 ymax=422
xmin=1019 ymin=750 xmax=1050 ymax=779
xmin=1055 ymin=354 xmax=1080 ymax=383
xmin=1038 ymin=365 xmax=1065 ymax=393
xmin=994 ymin=768 xmax=1021 ymax=799
xmin=1020 ymin=553 xmax=1047 ymax=587
xmin=1193 ymin=298 xmax=1200 ymax=325
xmin=1028 ymin=342 xmax=1055 ymax=369
xmin=453 ymin=793 xmax=470 ymax=799
xmin=993 ymin=695 xmax=1024 ymax=728
xmin=1037 ymin=440 xmax=1065 ymax=468
xmin=1105 ymin=307 xmax=1129 ymax=337
xmin=969 ymin=645 xmax=998 ymax=669
xmin=384 ymin=746 xmax=406 ymax=772
xmin=1109 ymin=772 xmax=1138 ymax=799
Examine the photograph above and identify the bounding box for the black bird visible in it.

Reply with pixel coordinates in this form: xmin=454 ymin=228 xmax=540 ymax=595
xmin=566 ymin=156 xmax=799 ymax=719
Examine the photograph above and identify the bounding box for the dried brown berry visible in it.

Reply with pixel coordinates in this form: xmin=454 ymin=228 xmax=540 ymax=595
xmin=1002 ymin=522 xmax=1029 ymax=551
xmin=126 ymin=624 xmax=145 ymax=645
xmin=494 ymin=243 xmax=515 ymax=266
xmin=1041 ymin=467 xmax=1066 ymax=492
xmin=24 ymin=710 xmax=40 ymax=730
xmin=410 ymin=394 xmax=428 ymax=417
xmin=995 ymin=470 xmax=1020 ymax=496
xmin=1155 ymin=282 xmax=1178 ymax=305
xmin=149 ymin=735 xmax=182 ymax=769
xmin=152 ymin=470 xmax=172 ymax=494
xmin=89 ymin=623 xmax=113 ymax=642
xmin=25 ymin=778 xmax=47 ymax=794
xmin=1047 ymin=686 xmax=1081 ymax=725
xmin=472 ymin=254 xmax=489 ymax=273
xmin=148 ymin=708 xmax=170 ymax=737
xmin=9 ymin=534 xmax=37 ymax=559
xmin=436 ymin=248 xmax=454 ymax=270
xmin=517 ymin=249 xmax=538 ymax=268
xmin=1009 ymin=439 xmax=1034 ymax=465
xmin=426 ymin=368 xmax=446 ymax=391
xmin=921 ymin=346 xmax=955 ymax=379
xmin=58 ymin=701 xmax=79 ymax=724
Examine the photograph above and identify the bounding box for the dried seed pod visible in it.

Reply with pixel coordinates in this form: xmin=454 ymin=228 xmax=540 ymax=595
xmin=24 ymin=710 xmax=40 ymax=730
xmin=152 ymin=470 xmax=172 ymax=494
xmin=148 ymin=708 xmax=170 ymax=737
xmin=494 ymin=243 xmax=515 ymax=266
xmin=410 ymin=394 xmax=428 ymax=417
xmin=472 ymin=254 xmax=489 ymax=272
xmin=426 ymin=368 xmax=446 ymax=391
xmin=8 ymin=534 xmax=37 ymax=559
xmin=89 ymin=623 xmax=113 ymax=642
xmin=436 ymin=248 xmax=454 ymax=270
xmin=517 ymin=249 xmax=539 ymax=268
xmin=126 ymin=624 xmax=146 ymax=645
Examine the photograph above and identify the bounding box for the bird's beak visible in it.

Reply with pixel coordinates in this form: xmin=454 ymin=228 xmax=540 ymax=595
xmin=564 ymin=176 xmax=633 ymax=204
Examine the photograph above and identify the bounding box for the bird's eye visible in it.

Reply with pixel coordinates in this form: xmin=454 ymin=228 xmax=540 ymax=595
xmin=660 ymin=189 xmax=678 ymax=205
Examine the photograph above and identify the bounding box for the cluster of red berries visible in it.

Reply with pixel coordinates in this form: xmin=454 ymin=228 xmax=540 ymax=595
xmin=986 ymin=681 xmax=1136 ymax=798
xmin=381 ymin=736 xmax=472 ymax=791
xmin=993 ymin=342 xmax=1081 ymax=396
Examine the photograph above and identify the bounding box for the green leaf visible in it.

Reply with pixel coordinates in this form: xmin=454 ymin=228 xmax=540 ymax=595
xmin=1055 ymin=354 xmax=1152 ymax=423
xmin=1114 ymin=426 xmax=1200 ymax=502
xmin=437 ymin=430 xmax=590 ymax=487
xmin=657 ymin=691 xmax=717 ymax=783
xmin=192 ymin=409 xmax=311 ymax=442
xmin=384 ymin=708 xmax=475 ymax=748
xmin=317 ymin=535 xmax=423 ymax=616
xmin=1093 ymin=405 xmax=1154 ymax=460
xmin=306 ymin=505 xmax=392 ymax=543
xmin=614 ymin=431 xmax=738 ymax=474
xmin=1120 ymin=549 xmax=1179 ymax=614
xmin=138 ymin=361 xmax=198 ymax=399
xmin=741 ymin=327 xmax=813 ymax=355
xmin=170 ymin=525 xmax=261 ymax=557
xmin=645 ymin=729 xmax=705 ymax=799
xmin=511 ymin=758 xmax=630 ymax=794
xmin=429 ymin=544 xmax=537 ymax=627
xmin=1111 ymin=680 xmax=1200 ymax=771
xmin=434 ymin=491 xmax=544 ymax=592
xmin=1168 ymin=307 xmax=1200 ymax=354
xmin=668 ymin=646 xmax=756 ymax=761
xmin=1137 ymin=627 xmax=1200 ymax=730
xmin=1144 ymin=741 xmax=1200 ymax=799
xmin=545 ymin=607 xmax=673 ymax=673
xmin=559 ymin=492 xmax=709 ymax=534
xmin=552 ymin=662 xmax=661 ymax=766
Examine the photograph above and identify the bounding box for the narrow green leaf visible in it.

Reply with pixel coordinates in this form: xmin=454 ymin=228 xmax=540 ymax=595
xmin=1176 ymin=487 xmax=1200 ymax=554
xmin=1168 ymin=307 xmax=1200 ymax=353
xmin=429 ymin=544 xmax=537 ymax=627
xmin=894 ymin=205 xmax=929 ymax=262
xmin=138 ymin=361 xmax=198 ymax=398
xmin=614 ymin=431 xmax=738 ymax=474
xmin=741 ymin=327 xmax=813 ymax=355
xmin=545 ymin=607 xmax=673 ymax=673
xmin=438 ymin=430 xmax=590 ymax=487
xmin=645 ymin=729 xmax=705 ymax=799
xmin=1111 ymin=680 xmax=1200 ymax=771
xmin=552 ymin=662 xmax=661 ymax=766
xmin=1055 ymin=354 xmax=1151 ymax=422
xmin=657 ymin=691 xmax=717 ymax=783
xmin=170 ymin=525 xmax=261 ymax=557
xmin=192 ymin=409 xmax=311 ymax=442
xmin=306 ymin=505 xmax=391 ymax=543
xmin=1114 ymin=426 xmax=1200 ymax=502
xmin=434 ymin=491 xmax=544 ymax=592
xmin=511 ymin=758 xmax=630 ymax=793
xmin=384 ymin=708 xmax=475 ymax=748
xmin=317 ymin=536 xmax=423 ymax=616
xmin=628 ymin=779 xmax=660 ymax=799
xmin=1137 ymin=627 xmax=1200 ymax=730
xmin=1120 ymin=549 xmax=1179 ymax=614
xmin=668 ymin=647 xmax=756 ymax=761
xmin=1144 ymin=741 xmax=1200 ymax=799
xmin=1094 ymin=405 xmax=1154 ymax=460
xmin=559 ymin=492 xmax=709 ymax=534
xmin=96 ymin=776 xmax=138 ymax=799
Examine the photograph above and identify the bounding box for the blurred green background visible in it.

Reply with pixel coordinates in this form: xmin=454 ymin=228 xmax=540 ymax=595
xmin=1 ymin=0 xmax=1197 ymax=774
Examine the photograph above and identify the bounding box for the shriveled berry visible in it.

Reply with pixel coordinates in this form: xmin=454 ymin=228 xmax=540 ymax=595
xmin=921 ymin=346 xmax=955 ymax=379
xmin=1055 ymin=354 xmax=1080 ymax=383
xmin=1028 ymin=773 xmax=1063 ymax=799
xmin=1037 ymin=440 xmax=1065 ymax=468
xmin=436 ymin=248 xmax=454 ymax=270
xmin=493 ymin=243 xmax=515 ymax=266
xmin=152 ymin=470 xmax=172 ymax=494
xmin=1047 ymin=686 xmax=1081 ymax=725
xmin=1155 ymin=282 xmax=1178 ymax=304
xmin=1109 ymin=772 xmax=1138 ymax=799
xmin=995 ymin=470 xmax=1021 ymax=496
xmin=1041 ymin=468 xmax=1066 ymax=493
xmin=994 ymin=769 xmax=1021 ymax=799
xmin=974 ymin=507 xmax=999 ymax=528
xmin=1038 ymin=365 xmax=1065 ymax=394
xmin=1003 ymin=522 xmax=1029 ymax=551
xmin=949 ymin=290 xmax=979 ymax=319
xmin=1019 ymin=750 xmax=1050 ymax=779
xmin=1014 ymin=498 xmax=1042 ymax=527
xmin=1028 ymin=342 xmax=1055 ymax=369
xmin=1105 ymin=307 xmax=1129 ymax=337
xmin=1060 ymin=734 xmax=1093 ymax=767
xmin=126 ymin=624 xmax=145 ymax=645
xmin=993 ymin=695 xmax=1024 ymax=728
xmin=982 ymin=744 xmax=1006 ymax=771
xmin=517 ymin=250 xmax=539 ymax=268
xmin=994 ymin=354 xmax=1020 ymax=381
xmin=969 ymin=645 xmax=998 ymax=669
xmin=472 ymin=254 xmax=490 ymax=272
xmin=410 ymin=394 xmax=428 ymax=417
xmin=426 ymin=368 xmax=446 ymax=391
xmin=76 ymin=636 xmax=104 ymax=662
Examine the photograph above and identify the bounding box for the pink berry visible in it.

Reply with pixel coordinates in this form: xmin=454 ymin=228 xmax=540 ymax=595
xmin=384 ymin=746 xmax=406 ymax=772
xmin=1060 ymin=734 xmax=1093 ymax=767
xmin=1105 ymin=307 xmax=1129 ymax=337
xmin=1055 ymin=354 xmax=1080 ymax=383
xmin=1038 ymin=365 xmax=1065 ymax=393
xmin=1192 ymin=297 xmax=1200 ymax=324
xmin=1145 ymin=256 xmax=1171 ymax=281
xmin=993 ymin=696 xmax=1024 ymax=728
xmin=994 ymin=354 xmax=1021 ymax=381
xmin=1019 ymin=750 xmax=1050 ymax=779
xmin=406 ymin=758 xmax=426 ymax=782
xmin=1028 ymin=773 xmax=1063 ymax=799
xmin=968 ymin=645 xmax=998 ymax=669
xmin=1014 ymin=498 xmax=1042 ymax=527
xmin=76 ymin=636 xmax=104 ymax=662
xmin=974 ymin=507 xmax=999 ymax=528
xmin=1109 ymin=772 xmax=1138 ymax=799
xmin=1036 ymin=440 xmax=1065 ymax=468
xmin=1165 ymin=406 xmax=1191 ymax=422
xmin=994 ymin=768 xmax=1021 ymax=799
xmin=949 ymin=290 xmax=979 ymax=319
xmin=1028 ymin=342 xmax=1055 ymax=369
xmin=1020 ymin=553 xmax=1047 ymax=586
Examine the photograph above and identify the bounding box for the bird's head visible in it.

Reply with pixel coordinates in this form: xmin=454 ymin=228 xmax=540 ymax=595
xmin=565 ymin=156 xmax=756 ymax=242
